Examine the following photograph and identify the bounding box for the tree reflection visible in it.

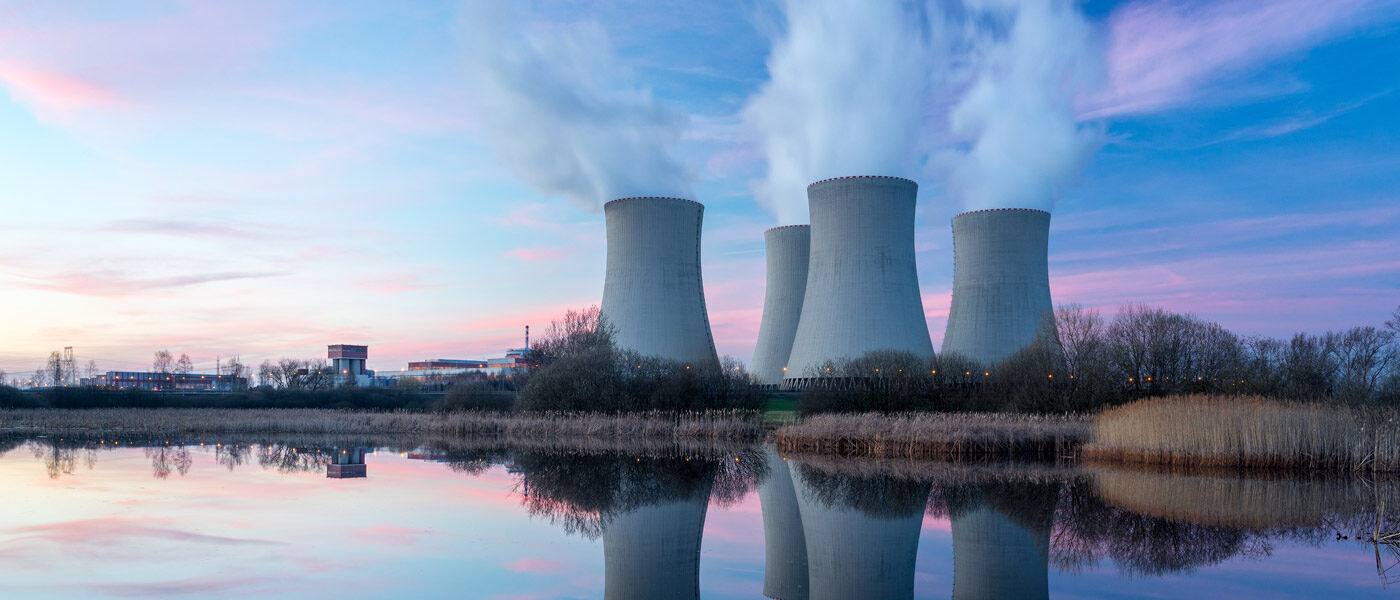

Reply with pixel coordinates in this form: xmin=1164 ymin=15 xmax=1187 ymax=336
xmin=144 ymin=445 xmax=193 ymax=479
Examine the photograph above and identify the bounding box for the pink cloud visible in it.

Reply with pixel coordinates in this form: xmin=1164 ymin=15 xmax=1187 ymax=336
xmin=507 ymin=247 xmax=570 ymax=263
xmin=352 ymin=274 xmax=445 ymax=294
xmin=1080 ymin=0 xmax=1391 ymax=118
xmin=503 ymin=558 xmax=567 ymax=574
xmin=0 ymin=59 xmax=126 ymax=112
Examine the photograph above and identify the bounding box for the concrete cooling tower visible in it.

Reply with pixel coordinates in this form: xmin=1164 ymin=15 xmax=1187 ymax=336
xmin=758 ymin=448 xmax=808 ymax=600
xmin=602 ymin=488 xmax=711 ymax=600
xmin=750 ymin=225 xmax=811 ymax=386
xmin=784 ymin=177 xmax=934 ymax=384
xmin=941 ymin=208 xmax=1054 ymax=366
xmin=601 ymin=197 xmax=719 ymax=369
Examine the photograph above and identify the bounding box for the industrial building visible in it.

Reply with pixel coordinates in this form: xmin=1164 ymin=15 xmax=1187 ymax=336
xmin=328 ymin=344 xmax=376 ymax=387
xmin=96 ymin=371 xmax=248 ymax=392
xmin=601 ymin=197 xmax=720 ymax=370
xmin=750 ymin=225 xmax=810 ymax=386
xmin=941 ymin=208 xmax=1055 ymax=366
xmin=784 ymin=176 xmax=934 ymax=385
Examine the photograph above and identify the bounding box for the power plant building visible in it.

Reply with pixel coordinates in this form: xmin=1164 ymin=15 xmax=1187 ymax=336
xmin=784 ymin=177 xmax=934 ymax=384
xmin=941 ymin=209 xmax=1054 ymax=366
xmin=750 ymin=225 xmax=810 ymax=386
xmin=601 ymin=197 xmax=719 ymax=369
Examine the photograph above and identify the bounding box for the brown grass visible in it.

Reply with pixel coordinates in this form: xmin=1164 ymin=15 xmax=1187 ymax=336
xmin=1084 ymin=394 xmax=1400 ymax=472
xmin=0 ymin=408 xmax=764 ymax=447
xmin=773 ymin=411 xmax=1090 ymax=459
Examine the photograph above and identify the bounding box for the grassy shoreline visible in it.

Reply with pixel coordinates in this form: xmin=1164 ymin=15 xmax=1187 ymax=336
xmin=773 ymin=411 xmax=1090 ymax=460
xmin=6 ymin=394 xmax=1393 ymax=474
xmin=0 ymin=408 xmax=765 ymax=448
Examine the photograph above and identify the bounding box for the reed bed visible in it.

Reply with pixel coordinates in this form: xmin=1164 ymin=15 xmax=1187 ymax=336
xmin=0 ymin=408 xmax=764 ymax=445
xmin=1084 ymin=395 xmax=1400 ymax=473
xmin=773 ymin=411 xmax=1090 ymax=459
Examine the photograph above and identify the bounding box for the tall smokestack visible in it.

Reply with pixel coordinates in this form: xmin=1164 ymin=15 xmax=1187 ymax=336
xmin=941 ymin=208 xmax=1053 ymax=366
xmin=601 ymin=197 xmax=719 ymax=369
xmin=751 ymin=225 xmax=810 ymax=386
xmin=784 ymin=176 xmax=934 ymax=384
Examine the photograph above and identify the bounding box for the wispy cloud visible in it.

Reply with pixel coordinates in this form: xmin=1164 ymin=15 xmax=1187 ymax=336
xmin=95 ymin=219 xmax=279 ymax=241
xmin=1080 ymin=0 xmax=1399 ymax=118
xmin=13 ymin=270 xmax=281 ymax=297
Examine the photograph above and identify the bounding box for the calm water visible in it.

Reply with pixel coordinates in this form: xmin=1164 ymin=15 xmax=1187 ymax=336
xmin=1 ymin=435 xmax=1397 ymax=599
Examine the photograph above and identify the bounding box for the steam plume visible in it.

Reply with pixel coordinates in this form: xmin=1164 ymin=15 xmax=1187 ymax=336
xmin=458 ymin=2 xmax=692 ymax=211
xmin=742 ymin=0 xmax=935 ymax=224
xmin=949 ymin=0 xmax=1103 ymax=211
xmin=744 ymin=0 xmax=1103 ymax=218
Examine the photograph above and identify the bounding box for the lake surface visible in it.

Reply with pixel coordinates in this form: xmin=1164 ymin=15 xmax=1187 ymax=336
xmin=1 ymin=434 xmax=1397 ymax=599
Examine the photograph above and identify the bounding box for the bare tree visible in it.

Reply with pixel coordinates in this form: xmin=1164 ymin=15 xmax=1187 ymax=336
xmin=84 ymin=360 xmax=98 ymax=380
xmin=153 ymin=350 xmax=173 ymax=374
xmin=31 ymin=368 xmax=49 ymax=388
xmin=174 ymin=353 xmax=194 ymax=375
xmin=46 ymin=351 xmax=65 ymax=387
xmin=1328 ymin=326 xmax=1396 ymax=403
xmin=257 ymin=358 xmax=330 ymax=389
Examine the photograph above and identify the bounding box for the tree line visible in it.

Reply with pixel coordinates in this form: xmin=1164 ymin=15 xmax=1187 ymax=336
xmin=798 ymin=303 xmax=1400 ymax=414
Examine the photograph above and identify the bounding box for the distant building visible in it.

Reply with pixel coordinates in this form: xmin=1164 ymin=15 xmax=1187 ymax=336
xmin=328 ymin=344 xmax=375 ymax=387
xmin=408 ymin=359 xmax=487 ymax=370
xmin=96 ymin=371 xmax=248 ymax=392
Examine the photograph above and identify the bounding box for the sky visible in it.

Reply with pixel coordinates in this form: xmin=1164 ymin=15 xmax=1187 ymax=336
xmin=1 ymin=0 xmax=1398 ymax=375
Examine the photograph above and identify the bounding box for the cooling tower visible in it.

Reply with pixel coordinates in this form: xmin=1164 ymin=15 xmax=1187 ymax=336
xmin=758 ymin=448 xmax=808 ymax=600
xmin=792 ymin=462 xmax=929 ymax=600
xmin=784 ymin=177 xmax=934 ymax=384
xmin=602 ymin=488 xmax=711 ymax=600
xmin=601 ymin=197 xmax=719 ymax=369
xmin=750 ymin=225 xmax=811 ymax=386
xmin=941 ymin=208 xmax=1054 ymax=366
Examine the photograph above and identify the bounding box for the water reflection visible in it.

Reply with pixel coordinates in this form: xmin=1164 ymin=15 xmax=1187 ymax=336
xmin=3 ymin=434 xmax=1399 ymax=598
xmin=512 ymin=449 xmax=761 ymax=600
xmin=792 ymin=460 xmax=930 ymax=600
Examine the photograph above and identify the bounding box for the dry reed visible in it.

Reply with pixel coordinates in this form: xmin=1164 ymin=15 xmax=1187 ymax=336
xmin=0 ymin=408 xmax=764 ymax=446
xmin=1084 ymin=395 xmax=1400 ymax=472
xmin=773 ymin=411 xmax=1090 ymax=459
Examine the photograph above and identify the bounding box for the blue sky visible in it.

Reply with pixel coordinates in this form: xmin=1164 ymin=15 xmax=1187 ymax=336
xmin=0 ymin=0 xmax=1397 ymax=375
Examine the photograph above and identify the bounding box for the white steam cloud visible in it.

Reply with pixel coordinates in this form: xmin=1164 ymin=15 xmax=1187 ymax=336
xmin=744 ymin=0 xmax=1103 ymax=219
xmin=458 ymin=2 xmax=692 ymax=210
xmin=948 ymin=0 xmax=1103 ymax=211
xmin=742 ymin=0 xmax=936 ymax=224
